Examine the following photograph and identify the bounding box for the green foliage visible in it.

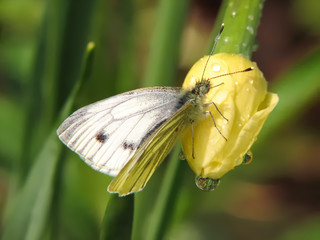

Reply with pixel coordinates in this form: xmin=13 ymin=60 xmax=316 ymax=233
xmin=1 ymin=0 xmax=319 ymax=239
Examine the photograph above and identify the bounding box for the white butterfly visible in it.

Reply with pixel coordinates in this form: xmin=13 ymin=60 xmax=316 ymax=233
xmin=57 ymin=86 xmax=204 ymax=196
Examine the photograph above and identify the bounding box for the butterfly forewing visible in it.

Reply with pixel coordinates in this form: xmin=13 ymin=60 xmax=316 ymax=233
xmin=107 ymin=103 xmax=192 ymax=196
xmin=57 ymin=87 xmax=184 ymax=177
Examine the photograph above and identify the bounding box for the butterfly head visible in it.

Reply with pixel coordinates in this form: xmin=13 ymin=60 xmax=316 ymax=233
xmin=191 ymin=79 xmax=211 ymax=97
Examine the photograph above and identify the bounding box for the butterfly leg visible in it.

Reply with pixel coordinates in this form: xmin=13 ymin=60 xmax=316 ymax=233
xmin=204 ymin=101 xmax=228 ymax=121
xmin=205 ymin=110 xmax=227 ymax=141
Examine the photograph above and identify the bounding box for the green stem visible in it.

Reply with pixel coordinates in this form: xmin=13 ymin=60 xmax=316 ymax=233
xmin=145 ymin=146 xmax=183 ymax=240
xmin=132 ymin=0 xmax=190 ymax=239
xmin=100 ymin=195 xmax=134 ymax=240
xmin=213 ymin=0 xmax=265 ymax=58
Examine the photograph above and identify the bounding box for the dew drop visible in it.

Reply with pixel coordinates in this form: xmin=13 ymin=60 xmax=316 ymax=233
xmin=246 ymin=26 xmax=254 ymax=35
xmin=212 ymin=64 xmax=221 ymax=72
xmin=249 ymin=79 xmax=254 ymax=84
xmin=235 ymin=81 xmax=239 ymax=85
xmin=224 ymin=37 xmax=229 ymax=43
xmin=195 ymin=176 xmax=220 ymax=191
xmin=236 ymin=156 xmax=242 ymax=165
xmin=259 ymin=3 xmax=263 ymax=9
xmin=178 ymin=152 xmax=186 ymax=160
xmin=231 ymin=11 xmax=236 ymax=17
xmin=242 ymin=151 xmax=253 ymax=165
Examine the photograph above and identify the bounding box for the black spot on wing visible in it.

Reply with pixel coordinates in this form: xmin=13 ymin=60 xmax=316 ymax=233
xmin=123 ymin=141 xmax=136 ymax=150
xmin=96 ymin=132 xmax=109 ymax=143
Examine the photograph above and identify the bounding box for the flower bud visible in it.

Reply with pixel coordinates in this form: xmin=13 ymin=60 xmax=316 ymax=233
xmin=181 ymin=53 xmax=279 ymax=183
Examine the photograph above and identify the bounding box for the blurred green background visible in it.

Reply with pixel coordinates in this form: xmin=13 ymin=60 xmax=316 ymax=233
xmin=0 ymin=0 xmax=319 ymax=239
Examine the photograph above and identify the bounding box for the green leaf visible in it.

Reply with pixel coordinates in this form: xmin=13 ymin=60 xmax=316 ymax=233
xmin=100 ymin=195 xmax=134 ymax=240
xmin=2 ymin=42 xmax=95 ymax=240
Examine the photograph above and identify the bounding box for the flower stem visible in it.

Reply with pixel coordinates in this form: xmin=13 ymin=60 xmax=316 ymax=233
xmin=213 ymin=0 xmax=265 ymax=59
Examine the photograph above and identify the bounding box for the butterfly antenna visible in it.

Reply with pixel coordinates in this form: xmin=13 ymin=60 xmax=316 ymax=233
xmin=208 ymin=67 xmax=254 ymax=83
xmin=200 ymin=23 xmax=225 ymax=81
xmin=210 ymin=23 xmax=224 ymax=55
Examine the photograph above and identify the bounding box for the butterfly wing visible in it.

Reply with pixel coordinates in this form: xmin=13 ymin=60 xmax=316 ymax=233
xmin=107 ymin=103 xmax=192 ymax=196
xmin=57 ymin=87 xmax=184 ymax=177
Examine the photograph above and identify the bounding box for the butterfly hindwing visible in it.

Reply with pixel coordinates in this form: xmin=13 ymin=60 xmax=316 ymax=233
xmin=57 ymin=87 xmax=184 ymax=177
xmin=107 ymin=103 xmax=192 ymax=196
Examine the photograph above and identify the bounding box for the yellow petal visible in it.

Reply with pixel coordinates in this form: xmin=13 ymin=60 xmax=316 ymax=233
xmin=181 ymin=53 xmax=279 ymax=180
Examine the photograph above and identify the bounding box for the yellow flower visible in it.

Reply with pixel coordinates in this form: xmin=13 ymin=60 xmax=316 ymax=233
xmin=181 ymin=53 xmax=279 ymax=190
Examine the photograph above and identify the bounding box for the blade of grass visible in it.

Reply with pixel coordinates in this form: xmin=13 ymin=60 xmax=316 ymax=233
xmin=2 ymin=43 xmax=95 ymax=240
xmin=142 ymin=0 xmax=191 ymax=87
xmin=19 ymin=0 xmax=96 ymax=182
xmin=131 ymin=0 xmax=190 ymax=239
xmin=145 ymin=145 xmax=183 ymax=240
xmin=100 ymin=194 xmax=134 ymax=240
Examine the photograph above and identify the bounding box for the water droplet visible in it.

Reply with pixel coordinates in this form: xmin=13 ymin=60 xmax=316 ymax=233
xmin=224 ymin=37 xmax=229 ymax=43
xmin=259 ymin=3 xmax=263 ymax=9
xmin=238 ymin=122 xmax=242 ymax=127
xmin=231 ymin=11 xmax=236 ymax=17
xmin=242 ymin=42 xmax=248 ymax=48
xmin=246 ymin=26 xmax=254 ymax=35
xmin=245 ymin=87 xmax=249 ymax=92
xmin=235 ymin=81 xmax=239 ymax=85
xmin=195 ymin=176 xmax=220 ymax=191
xmin=190 ymin=76 xmax=196 ymax=82
xmin=178 ymin=152 xmax=186 ymax=160
xmin=200 ymin=57 xmax=204 ymax=61
xmin=242 ymin=151 xmax=253 ymax=165
xmin=236 ymin=156 xmax=242 ymax=165
xmin=212 ymin=64 xmax=221 ymax=72
xmin=248 ymin=15 xmax=254 ymax=20
xmin=249 ymin=79 xmax=254 ymax=84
